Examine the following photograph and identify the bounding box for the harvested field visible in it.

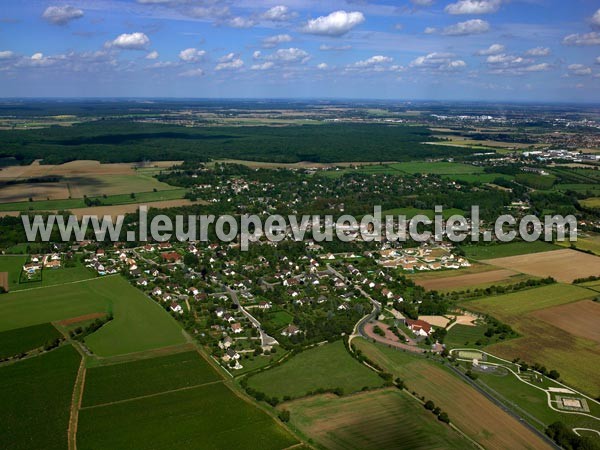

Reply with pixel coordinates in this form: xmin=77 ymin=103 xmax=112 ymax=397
xmin=353 ymin=339 xmax=553 ymax=449
xmin=482 ymin=249 xmax=600 ymax=283
xmin=531 ymin=300 xmax=600 ymax=344
xmin=414 ymin=269 xmax=521 ymax=291
xmin=418 ymin=315 xmax=450 ymax=328
xmin=0 ymin=182 xmax=70 ymax=203
xmin=56 ymin=313 xmax=107 ymax=327
xmin=284 ymin=389 xmax=469 ymax=450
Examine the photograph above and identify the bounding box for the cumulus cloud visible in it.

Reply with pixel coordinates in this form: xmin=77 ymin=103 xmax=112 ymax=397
xmin=442 ymin=19 xmax=490 ymax=35
xmin=145 ymin=51 xmax=159 ymax=60
xmin=0 ymin=50 xmax=15 ymax=60
xmin=251 ymin=61 xmax=274 ymax=71
xmin=228 ymin=16 xmax=256 ymax=28
xmin=568 ymin=64 xmax=592 ymax=76
xmin=261 ymin=5 xmax=296 ymax=22
xmin=351 ymin=55 xmax=393 ymax=68
xmin=522 ymin=63 xmax=551 ymax=72
xmin=445 ymin=0 xmax=501 ymax=15
xmin=179 ymin=48 xmax=206 ymax=62
xmin=215 ymin=53 xmax=244 ymax=70
xmin=263 ymin=34 xmax=292 ymax=48
xmin=42 ymin=5 xmax=84 ymax=25
xmin=592 ymin=9 xmax=600 ymax=29
xmin=317 ymin=63 xmax=328 ymax=70
xmin=179 ymin=68 xmax=204 ymax=77
xmin=563 ymin=32 xmax=600 ymax=46
xmin=476 ymin=43 xmax=505 ymax=55
xmin=268 ymin=48 xmax=310 ymax=64
xmin=525 ymin=47 xmax=550 ymax=56
xmin=486 ymin=54 xmax=524 ymax=65
xmin=319 ymin=44 xmax=352 ymax=51
xmin=109 ymin=32 xmax=150 ymax=50
xmin=302 ymin=11 xmax=365 ymax=36
xmin=424 ymin=27 xmax=437 ymax=34
xmin=409 ymin=52 xmax=466 ymax=71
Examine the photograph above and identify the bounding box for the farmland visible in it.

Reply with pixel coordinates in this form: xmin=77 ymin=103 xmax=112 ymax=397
xmin=0 ymin=345 xmax=81 ymax=450
xmin=531 ymin=299 xmax=600 ymax=343
xmin=460 ymin=241 xmax=561 ymax=260
xmin=481 ymin=248 xmax=600 ymax=282
xmin=412 ymin=268 xmax=530 ymax=292
xmin=246 ymin=340 xmax=384 ymax=399
xmin=0 ymin=276 xmax=186 ymax=357
xmin=0 ymin=254 xmax=26 ymax=289
xmin=82 ymin=351 xmax=220 ymax=406
xmin=78 ymin=382 xmax=297 ymax=450
xmin=0 ymin=322 xmax=62 ymax=359
xmin=284 ymin=389 xmax=470 ymax=450
xmin=466 ymin=284 xmax=600 ymax=396
xmin=353 ymin=338 xmax=553 ymax=449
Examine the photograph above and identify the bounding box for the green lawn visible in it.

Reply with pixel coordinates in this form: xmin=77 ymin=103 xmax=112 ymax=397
xmin=247 ymin=340 xmax=384 ymax=399
xmin=12 ymin=260 xmax=96 ymax=291
xmin=78 ymin=382 xmax=297 ymax=450
xmin=460 ymin=241 xmax=561 ymax=260
xmin=444 ymin=324 xmax=493 ymax=349
xmin=0 ymin=276 xmax=186 ymax=357
xmin=0 ymin=345 xmax=81 ymax=450
xmin=0 ymin=322 xmax=62 ymax=359
xmin=82 ymin=351 xmax=220 ymax=406
xmin=0 ymin=255 xmax=27 ymax=290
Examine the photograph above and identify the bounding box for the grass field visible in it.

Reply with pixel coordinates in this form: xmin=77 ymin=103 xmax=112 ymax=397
xmin=0 ymin=254 xmax=26 ymax=289
xmin=284 ymin=389 xmax=469 ymax=450
xmin=557 ymin=233 xmax=600 ymax=255
xmin=0 ymin=276 xmax=186 ymax=357
xmin=0 ymin=322 xmax=62 ymax=359
xmin=82 ymin=351 xmax=220 ymax=406
xmin=466 ymin=284 xmax=600 ymax=396
xmin=413 ymin=268 xmax=533 ymax=292
xmin=353 ymin=338 xmax=553 ymax=449
xmin=445 ymin=324 xmax=495 ymax=349
xmin=78 ymin=382 xmax=297 ymax=450
xmin=247 ymin=341 xmax=384 ymax=399
xmin=11 ymin=261 xmax=96 ymax=291
xmin=381 ymin=207 xmax=464 ymax=220
xmin=0 ymin=345 xmax=81 ymax=450
xmin=460 ymin=241 xmax=561 ymax=260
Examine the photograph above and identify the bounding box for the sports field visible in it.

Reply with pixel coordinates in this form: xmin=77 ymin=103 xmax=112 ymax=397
xmin=78 ymin=382 xmax=297 ymax=450
xmin=0 ymin=345 xmax=81 ymax=450
xmin=0 ymin=276 xmax=186 ymax=356
xmin=0 ymin=322 xmax=62 ymax=359
xmin=247 ymin=340 xmax=384 ymax=399
xmin=353 ymin=338 xmax=553 ymax=449
xmin=284 ymin=389 xmax=469 ymax=450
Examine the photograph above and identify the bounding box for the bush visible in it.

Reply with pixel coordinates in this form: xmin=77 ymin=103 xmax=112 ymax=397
xmin=278 ymin=410 xmax=290 ymax=423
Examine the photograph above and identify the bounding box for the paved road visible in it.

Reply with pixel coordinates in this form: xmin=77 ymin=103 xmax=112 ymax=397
xmin=226 ymin=287 xmax=278 ymax=348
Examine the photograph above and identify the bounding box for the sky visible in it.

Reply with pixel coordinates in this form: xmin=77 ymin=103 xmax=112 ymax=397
xmin=0 ymin=0 xmax=600 ymax=102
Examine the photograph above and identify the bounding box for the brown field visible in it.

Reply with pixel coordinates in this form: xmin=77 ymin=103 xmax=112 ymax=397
xmin=0 ymin=182 xmax=71 ymax=203
xmin=414 ymin=269 xmax=522 ymax=291
xmin=283 ymin=389 xmax=470 ymax=450
xmin=56 ymin=312 xmax=107 ymax=327
xmin=483 ymin=249 xmax=600 ymax=283
xmin=209 ymin=159 xmax=398 ymax=169
xmin=418 ymin=315 xmax=451 ymax=328
xmin=354 ymin=338 xmax=553 ymax=450
xmin=531 ymin=300 xmax=600 ymax=344
xmin=1 ymin=199 xmax=207 ymax=218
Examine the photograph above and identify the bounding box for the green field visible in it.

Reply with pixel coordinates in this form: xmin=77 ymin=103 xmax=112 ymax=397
xmin=285 ymin=388 xmax=468 ymax=450
xmin=0 ymin=254 xmax=27 ymax=289
xmin=460 ymin=241 xmax=561 ymax=260
xmin=557 ymin=233 xmax=600 ymax=255
xmin=381 ymin=207 xmax=464 ymax=220
xmin=265 ymin=309 xmax=295 ymax=329
xmin=78 ymin=382 xmax=297 ymax=450
xmin=247 ymin=341 xmax=384 ymax=399
xmin=444 ymin=324 xmax=493 ymax=349
xmin=390 ymin=161 xmax=483 ymax=175
xmin=82 ymin=351 xmax=220 ymax=406
xmin=0 ymin=322 xmax=62 ymax=359
xmin=0 ymin=345 xmax=81 ymax=450
xmin=0 ymin=276 xmax=186 ymax=356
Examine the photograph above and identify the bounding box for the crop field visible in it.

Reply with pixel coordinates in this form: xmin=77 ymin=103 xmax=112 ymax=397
xmin=247 ymin=341 xmax=384 ymax=399
xmin=0 ymin=254 xmax=26 ymax=289
xmin=481 ymin=249 xmax=600 ymax=282
xmin=353 ymin=339 xmax=552 ymax=449
xmin=0 ymin=322 xmax=62 ymax=359
xmin=557 ymin=232 xmax=600 ymax=255
xmin=284 ymin=389 xmax=469 ymax=450
xmin=77 ymin=382 xmax=297 ymax=450
xmin=0 ymin=276 xmax=186 ymax=357
xmin=0 ymin=345 xmax=81 ymax=450
xmin=467 ymin=284 xmax=600 ymax=396
xmin=381 ymin=207 xmax=464 ymax=220
xmin=12 ymin=261 xmax=96 ymax=291
xmin=531 ymin=300 xmax=600 ymax=344
xmin=82 ymin=351 xmax=220 ymax=406
xmin=413 ymin=268 xmax=528 ymax=292
xmin=445 ymin=325 xmax=492 ymax=349
xmin=460 ymin=241 xmax=561 ymax=260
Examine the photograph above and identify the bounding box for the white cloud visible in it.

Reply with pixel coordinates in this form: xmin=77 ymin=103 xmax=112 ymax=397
xmin=592 ymin=9 xmax=600 ymax=29
xmin=523 ymin=63 xmax=551 ymax=72
xmin=302 ymin=11 xmax=365 ymax=36
xmin=0 ymin=51 xmax=15 ymax=60
xmin=568 ymin=64 xmax=592 ymax=76
xmin=31 ymin=53 xmax=44 ymax=61
xmin=409 ymin=52 xmax=467 ymax=71
xmin=179 ymin=68 xmax=204 ymax=77
xmin=563 ymin=32 xmax=600 ymax=46
xmin=317 ymin=63 xmax=328 ymax=70
xmin=228 ymin=16 xmax=256 ymax=28
xmin=179 ymin=48 xmax=206 ymax=62
xmin=596 ymin=56 xmax=600 ymax=65
xmin=352 ymin=55 xmax=393 ymax=68
xmin=42 ymin=5 xmax=84 ymax=25
xmin=109 ymin=32 xmax=150 ymax=50
xmin=145 ymin=51 xmax=159 ymax=60
xmin=268 ymin=48 xmax=310 ymax=64
xmin=394 ymin=24 xmax=404 ymax=31
xmin=525 ymin=47 xmax=550 ymax=56
xmin=442 ymin=19 xmax=490 ymax=36
xmin=215 ymin=54 xmax=244 ymax=70
xmin=319 ymin=44 xmax=352 ymax=51
xmin=262 ymin=5 xmax=296 ymax=22
xmin=251 ymin=62 xmax=274 ymax=71
xmin=476 ymin=43 xmax=504 ymax=55
xmin=424 ymin=27 xmax=437 ymax=34
xmin=487 ymin=54 xmax=524 ymax=65
xmin=263 ymin=34 xmax=292 ymax=48
xmin=445 ymin=0 xmax=501 ymax=15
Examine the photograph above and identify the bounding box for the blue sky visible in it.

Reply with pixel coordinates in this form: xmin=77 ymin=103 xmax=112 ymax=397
xmin=0 ymin=0 xmax=599 ymax=101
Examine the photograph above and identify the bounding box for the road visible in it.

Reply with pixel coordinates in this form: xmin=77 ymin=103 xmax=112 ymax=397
xmin=226 ymin=287 xmax=279 ymax=348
